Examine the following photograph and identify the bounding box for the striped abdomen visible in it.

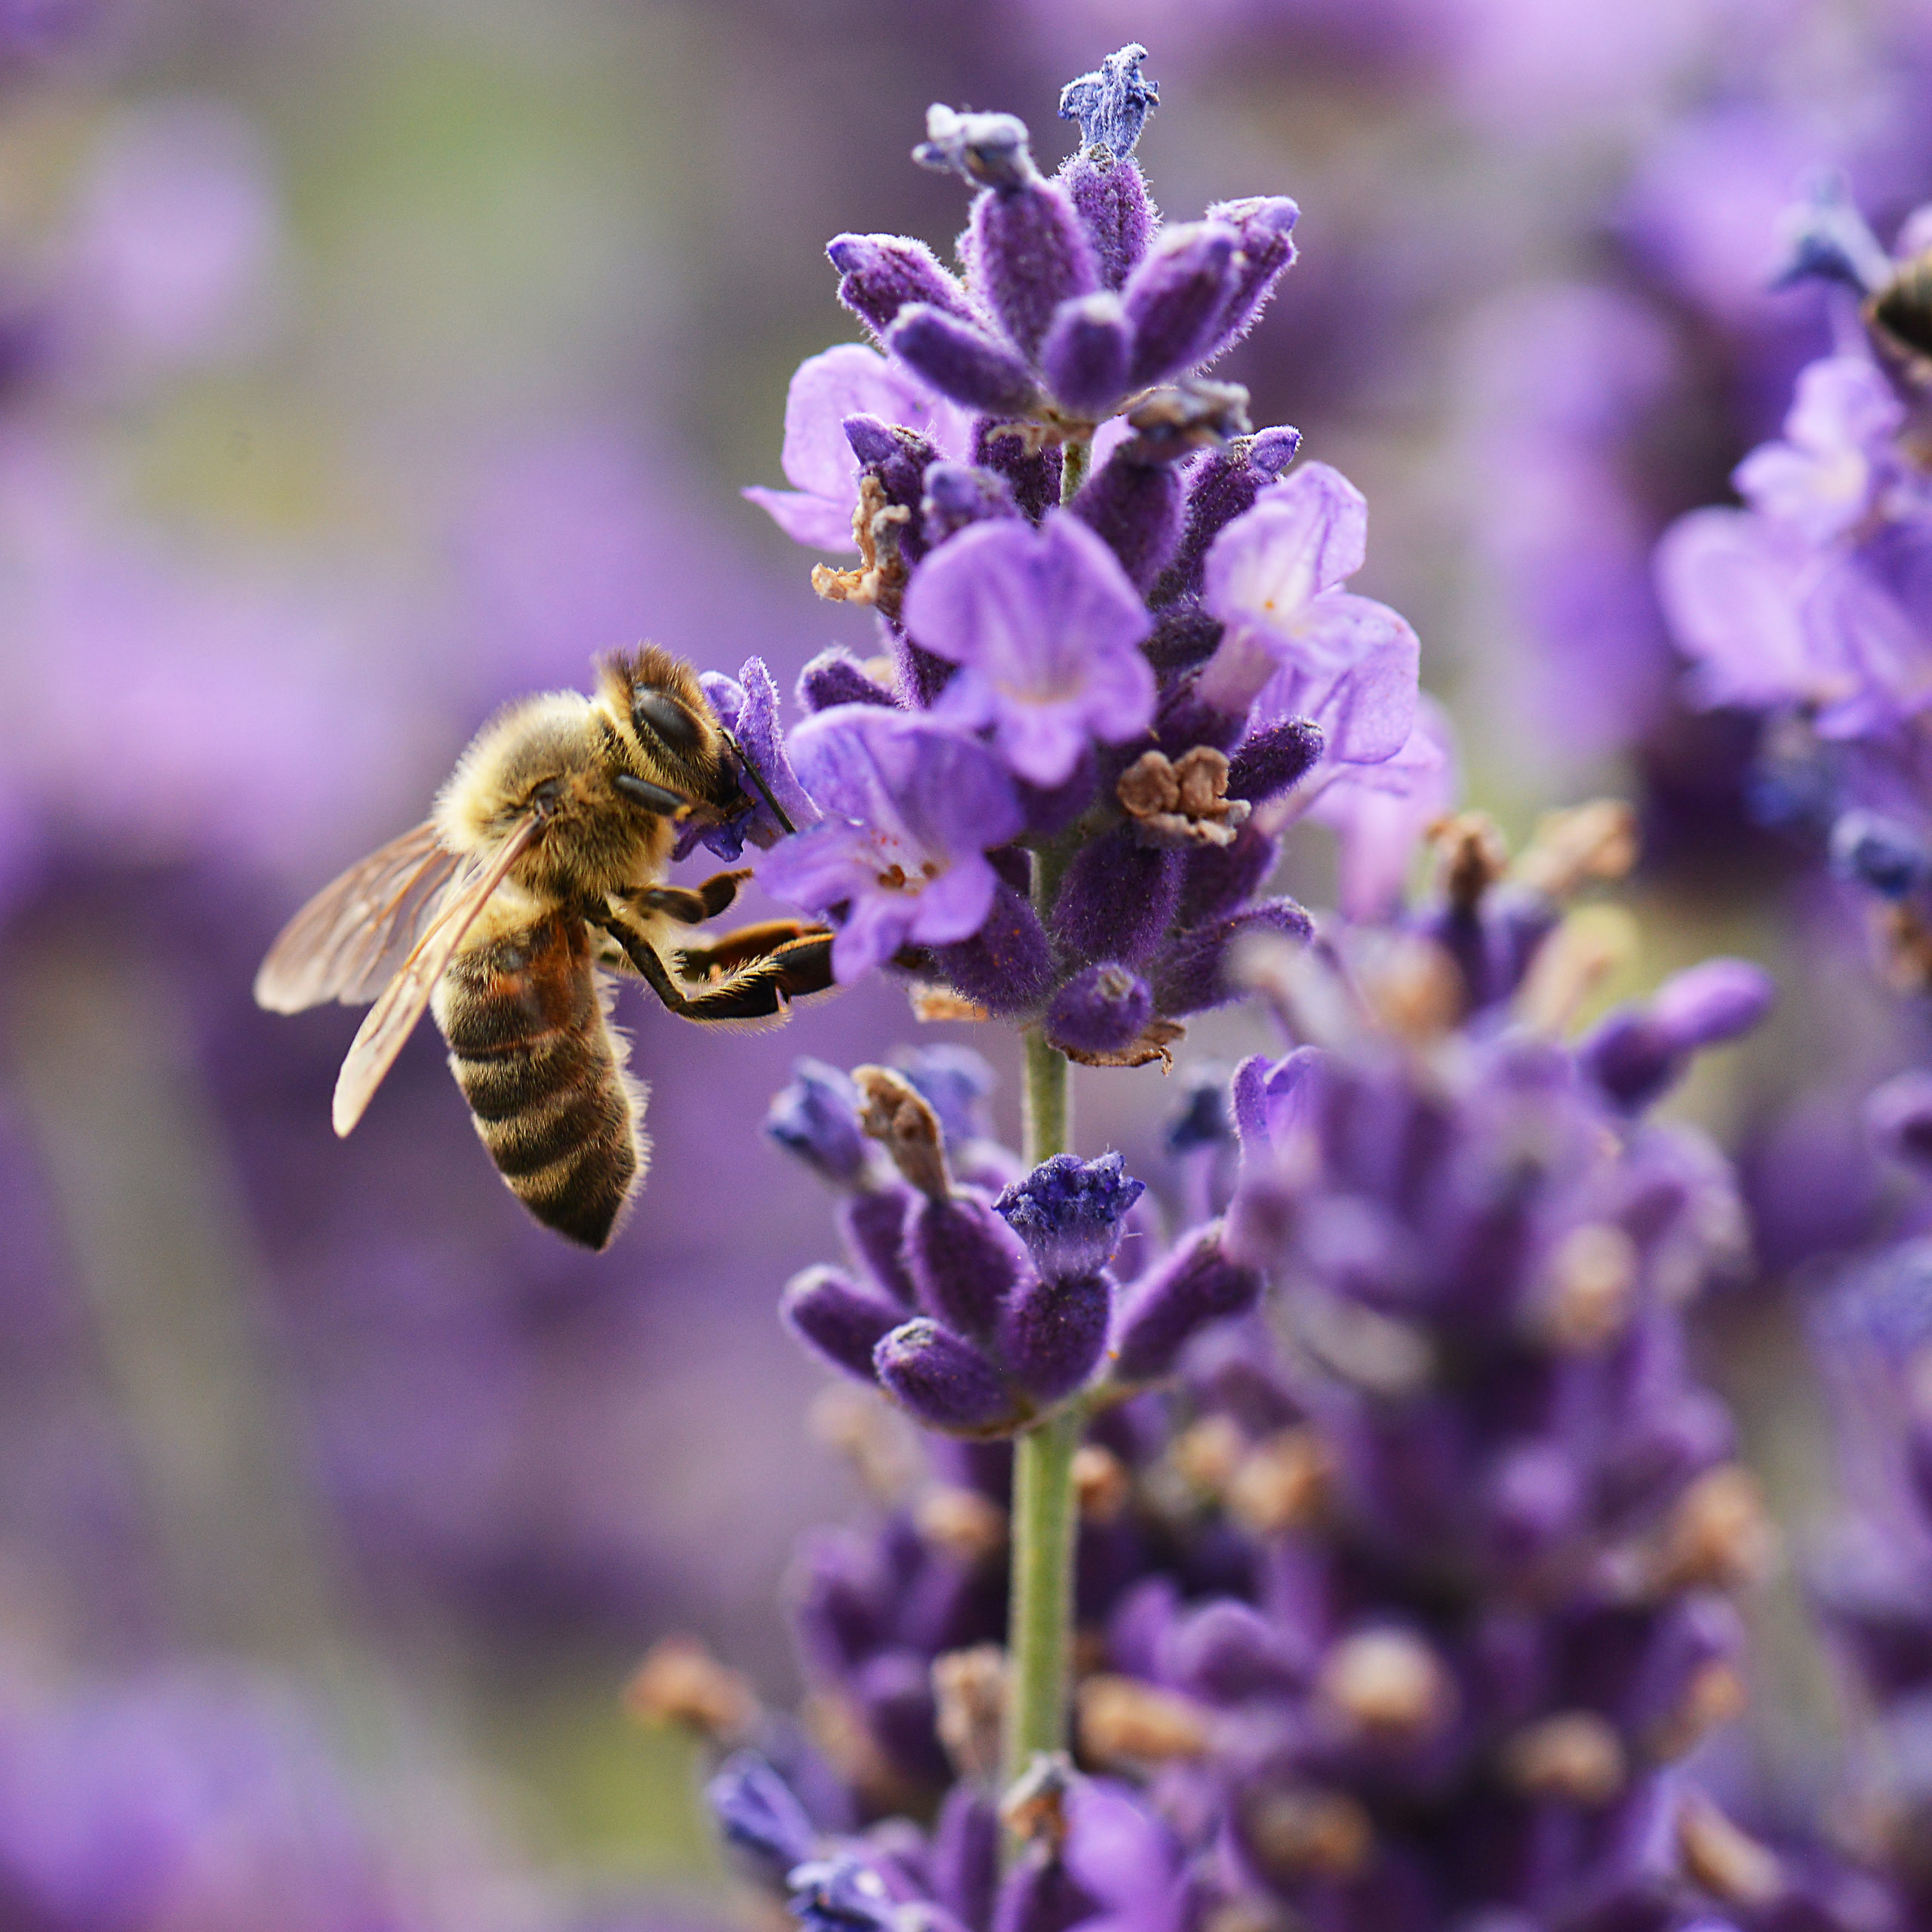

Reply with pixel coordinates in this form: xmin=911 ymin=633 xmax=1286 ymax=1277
xmin=434 ymin=909 xmax=648 ymax=1248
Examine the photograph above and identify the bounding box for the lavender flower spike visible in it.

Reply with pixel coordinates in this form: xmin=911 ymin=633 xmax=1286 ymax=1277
xmin=996 ymin=1152 xmax=1146 ymax=1282
xmin=759 ymin=708 xmax=1026 ymax=983
xmin=1059 ymin=45 xmax=1159 ymax=161
xmin=903 ymin=510 xmax=1157 ymax=787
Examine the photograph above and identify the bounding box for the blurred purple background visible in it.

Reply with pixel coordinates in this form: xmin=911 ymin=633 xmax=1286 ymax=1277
xmin=1 ymin=0 xmax=1928 ymax=1924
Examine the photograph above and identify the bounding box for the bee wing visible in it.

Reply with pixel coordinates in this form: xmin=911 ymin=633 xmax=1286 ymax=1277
xmin=330 ymin=816 xmax=544 ymax=1138
xmin=255 ymin=821 xmax=467 ymax=1014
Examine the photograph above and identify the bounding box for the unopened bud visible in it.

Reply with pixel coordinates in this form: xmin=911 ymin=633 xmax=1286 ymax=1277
xmin=1653 ymin=1465 xmax=1778 ymax=1592
xmin=916 ymin=1484 xmax=1009 ymax=1564
xmin=1076 ymin=1675 xmax=1211 ymax=1765
xmin=1226 ymin=1426 xmax=1329 ymax=1534
xmin=1535 ymin=1223 xmax=1638 ymax=1353
xmin=1241 ymin=1786 xmax=1374 ymax=1881
xmin=1317 ymin=1629 xmax=1457 ymax=1744
xmin=623 ymin=1635 xmax=758 ymax=1739
xmin=1676 ymin=1791 xmax=1784 ymax=1906
xmin=852 ymin=1066 xmax=952 ymax=1198
xmin=933 ymin=1644 xmax=1007 ymax=1780
xmin=1072 ymin=1444 xmax=1132 ymax=1523
xmin=1501 ymin=1712 xmax=1626 ymax=1805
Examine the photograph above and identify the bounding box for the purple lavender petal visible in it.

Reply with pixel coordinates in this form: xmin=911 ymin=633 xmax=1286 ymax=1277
xmin=905 ymin=511 xmax=1156 ymax=787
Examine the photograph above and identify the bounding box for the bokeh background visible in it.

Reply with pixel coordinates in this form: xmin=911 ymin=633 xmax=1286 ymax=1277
xmin=2 ymin=0 xmax=1930 ymax=1924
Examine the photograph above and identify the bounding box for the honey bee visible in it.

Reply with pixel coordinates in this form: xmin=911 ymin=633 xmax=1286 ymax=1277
xmin=255 ymin=647 xmax=834 ymax=1249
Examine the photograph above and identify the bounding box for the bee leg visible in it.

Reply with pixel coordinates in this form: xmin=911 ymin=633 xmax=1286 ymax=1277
xmin=595 ymin=912 xmax=832 ymax=1022
xmin=623 ymin=869 xmax=752 ymax=927
xmin=676 ymin=917 xmax=827 ymax=981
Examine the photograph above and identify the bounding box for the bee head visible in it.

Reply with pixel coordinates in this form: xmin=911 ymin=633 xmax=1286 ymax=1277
xmin=595 ymin=645 xmax=749 ymax=820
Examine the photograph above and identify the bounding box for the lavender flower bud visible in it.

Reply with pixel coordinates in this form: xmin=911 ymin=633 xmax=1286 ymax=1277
xmin=1227 ymin=718 xmax=1324 ymax=804
xmin=838 ymin=1186 xmax=918 ymax=1307
xmin=996 ymin=1152 xmax=1146 ymax=1282
xmin=799 ymin=649 xmax=897 ymax=713
xmin=1112 ymin=1225 xmax=1263 ymax=1382
xmin=994 ymin=1849 xmax=1106 ymax=1932
xmin=1122 ymin=221 xmax=1240 ymax=389
xmin=1072 ymin=444 xmax=1185 ymax=591
xmin=1176 ymin=826 xmax=1279 ymax=928
xmin=1052 ymin=828 xmax=1180 ymax=965
xmin=998 ymin=1271 xmax=1112 ymax=1402
xmin=922 ymin=461 xmax=1018 ymax=544
xmin=889 ymin=306 xmax=1042 ymax=417
xmin=875 ymin=1318 xmax=1016 ymax=1433
xmin=854 ymin=1649 xmax=952 ymax=1788
xmin=1868 ymin=1072 xmax=1932 ymax=1172
xmin=1197 ymin=196 xmax=1300 ymax=362
xmin=1057 ymin=45 xmax=1159 ymax=162
xmin=974 ymin=420 xmax=1062 ymax=522
xmin=907 ymin=1192 xmax=1028 ymax=1342
xmin=1154 ymin=900 xmax=1314 ymax=1017
xmin=1143 ymin=600 xmax=1225 ymax=675
xmin=1152 ymin=426 xmax=1302 ymax=605
xmin=1046 ymin=963 xmax=1154 ymax=1057
xmin=1040 ymin=293 xmax=1132 ymax=417
xmin=1061 ymin=155 xmax=1155 ymax=290
xmin=1170 ymin=1598 xmax=1312 ymax=1702
xmin=827 ymin=232 xmax=974 ymax=338
xmin=708 ymin=1753 xmax=817 ymax=1881
xmin=1580 ymin=960 xmax=1775 ymax=1111
xmin=783 ymin=1266 xmax=910 ymax=1381
xmin=768 ymin=1060 xmax=871 ymax=1186
xmin=929 ymin=881 xmax=1055 ymax=1016
xmin=967 ymin=170 xmax=1100 ymax=361
xmin=1830 ymin=809 xmax=1932 ymax=899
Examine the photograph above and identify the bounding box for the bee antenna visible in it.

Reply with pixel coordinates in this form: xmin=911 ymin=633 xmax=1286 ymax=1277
xmin=722 ymin=730 xmax=796 ymax=838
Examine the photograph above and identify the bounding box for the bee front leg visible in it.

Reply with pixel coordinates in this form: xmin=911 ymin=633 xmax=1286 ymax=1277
xmin=620 ymin=868 xmax=751 ymax=928
xmin=594 ymin=909 xmax=832 ymax=1023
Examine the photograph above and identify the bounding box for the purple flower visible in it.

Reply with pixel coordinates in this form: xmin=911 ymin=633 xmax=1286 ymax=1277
xmin=903 ymin=510 xmax=1157 ymax=785
xmin=995 ymin=1152 xmax=1146 ymax=1282
xmin=694 ymin=656 xmax=820 ymax=857
xmin=744 ymin=344 xmax=971 ymax=550
xmin=758 ymin=708 xmax=1026 ymax=982
xmin=1195 ymin=462 xmax=1420 ymax=761
xmin=1733 ymin=356 xmax=1905 ymax=546
xmin=1297 ymin=695 xmax=1458 ymax=921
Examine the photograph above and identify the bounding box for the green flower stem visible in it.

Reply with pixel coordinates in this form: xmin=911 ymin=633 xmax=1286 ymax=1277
xmin=1003 ymin=841 xmax=1080 ymax=1807
xmin=1060 ymin=433 xmax=1093 ymax=504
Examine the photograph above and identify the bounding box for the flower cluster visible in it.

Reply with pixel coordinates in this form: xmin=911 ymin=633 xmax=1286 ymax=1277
xmin=686 ymin=878 xmax=1807 ymax=1932
xmin=1657 ymin=183 xmax=1932 ymax=973
xmin=770 ymin=1054 xmax=1261 ymax=1440
xmin=740 ymin=48 xmax=1432 ymax=1057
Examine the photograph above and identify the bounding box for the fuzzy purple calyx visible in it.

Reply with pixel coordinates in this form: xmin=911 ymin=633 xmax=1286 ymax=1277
xmin=827 ymin=232 xmax=974 ymax=337
xmin=1052 ymin=828 xmax=1180 ymax=965
xmin=922 ymin=462 xmax=1018 ymax=544
xmin=971 ymin=171 xmax=1100 ymax=361
xmin=888 ymin=305 xmax=1043 ymax=419
xmin=1058 ymin=45 xmax=1158 ymax=161
xmin=1112 ymin=1224 xmax=1262 ymax=1381
xmin=874 ymin=1318 xmax=1014 ymax=1433
xmin=907 ymin=1192 xmax=1028 ymax=1342
xmin=998 ymin=1269 xmax=1112 ymax=1402
xmin=1040 ymin=292 xmax=1132 ymax=417
xmin=1046 ymin=963 xmax=1154 ymax=1057
xmin=1122 ymin=220 xmax=1240 ymax=389
xmin=781 ymin=1266 xmax=909 ymax=1382
xmin=767 ymin=1059 xmax=870 ymax=1186
xmin=997 ymin=1152 xmax=1146 ymax=1284
xmin=798 ymin=648 xmax=897 ymax=714
xmin=1153 ymin=899 xmax=1313 ymax=1017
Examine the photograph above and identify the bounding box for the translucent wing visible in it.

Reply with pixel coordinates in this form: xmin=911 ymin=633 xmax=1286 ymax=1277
xmin=331 ymin=817 xmax=544 ymax=1138
xmin=254 ymin=822 xmax=466 ymax=1014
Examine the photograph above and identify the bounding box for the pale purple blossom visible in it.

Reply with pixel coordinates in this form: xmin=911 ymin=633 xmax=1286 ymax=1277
xmin=757 ymin=707 xmax=1026 ymax=982
xmin=902 ymin=509 xmax=1157 ymax=785
xmin=1734 ymin=355 xmax=1906 ymax=545
xmin=1195 ymin=460 xmax=1420 ymax=762
xmin=743 ymin=343 xmax=971 ymax=550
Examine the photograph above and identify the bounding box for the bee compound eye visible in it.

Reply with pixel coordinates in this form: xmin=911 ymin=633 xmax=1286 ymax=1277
xmin=632 ymin=688 xmax=705 ymax=755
